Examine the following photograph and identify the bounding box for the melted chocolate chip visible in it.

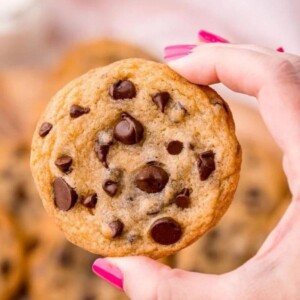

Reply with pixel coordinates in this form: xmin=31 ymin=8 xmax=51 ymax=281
xmin=53 ymin=178 xmax=78 ymax=211
xmin=197 ymin=150 xmax=215 ymax=181
xmin=113 ymin=112 xmax=144 ymax=145
xmin=150 ymin=217 xmax=182 ymax=245
xmin=152 ymin=92 xmax=170 ymax=112
xmin=39 ymin=122 xmax=53 ymax=137
xmin=135 ymin=165 xmax=169 ymax=193
xmin=55 ymin=155 xmax=73 ymax=173
xmin=70 ymin=105 xmax=90 ymax=118
xmin=81 ymin=194 xmax=98 ymax=208
xmin=0 ymin=260 xmax=11 ymax=276
xmin=109 ymin=80 xmax=136 ymax=100
xmin=94 ymin=142 xmax=110 ymax=168
xmin=109 ymin=220 xmax=124 ymax=238
xmin=174 ymin=188 xmax=190 ymax=209
xmin=166 ymin=140 xmax=183 ymax=155
xmin=102 ymin=180 xmax=118 ymax=197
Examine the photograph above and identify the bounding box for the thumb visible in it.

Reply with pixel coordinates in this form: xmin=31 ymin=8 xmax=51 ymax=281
xmin=92 ymin=256 xmax=237 ymax=300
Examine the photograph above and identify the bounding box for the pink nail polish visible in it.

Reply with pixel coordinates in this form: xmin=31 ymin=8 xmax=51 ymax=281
xmin=277 ymin=47 xmax=284 ymax=52
xmin=164 ymin=44 xmax=195 ymax=62
xmin=198 ymin=30 xmax=229 ymax=43
xmin=92 ymin=259 xmax=123 ymax=290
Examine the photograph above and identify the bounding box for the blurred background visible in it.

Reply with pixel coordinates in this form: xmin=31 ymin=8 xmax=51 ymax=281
xmin=0 ymin=0 xmax=298 ymax=299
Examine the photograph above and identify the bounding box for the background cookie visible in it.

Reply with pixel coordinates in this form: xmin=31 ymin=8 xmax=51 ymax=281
xmin=0 ymin=209 xmax=24 ymax=300
xmin=0 ymin=139 xmax=45 ymax=252
xmin=31 ymin=58 xmax=241 ymax=258
xmin=172 ymin=100 xmax=290 ymax=273
xmin=54 ymin=39 xmax=157 ymax=88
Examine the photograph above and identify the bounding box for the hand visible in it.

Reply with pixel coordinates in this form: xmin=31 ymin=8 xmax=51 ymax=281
xmin=92 ymin=43 xmax=300 ymax=300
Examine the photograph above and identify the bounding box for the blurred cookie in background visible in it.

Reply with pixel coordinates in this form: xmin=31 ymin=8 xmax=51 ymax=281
xmin=53 ymin=39 xmax=157 ymax=87
xmin=28 ymin=218 xmax=128 ymax=300
xmin=171 ymin=101 xmax=290 ymax=274
xmin=0 ymin=139 xmax=45 ymax=253
xmin=0 ymin=68 xmax=52 ymax=139
xmin=0 ymin=209 xmax=24 ymax=300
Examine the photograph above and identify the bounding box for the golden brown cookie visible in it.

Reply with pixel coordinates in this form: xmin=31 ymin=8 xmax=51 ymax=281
xmin=0 ymin=209 xmax=24 ymax=300
xmin=54 ymin=39 xmax=156 ymax=87
xmin=31 ymin=59 xmax=241 ymax=258
xmin=173 ymin=101 xmax=290 ymax=273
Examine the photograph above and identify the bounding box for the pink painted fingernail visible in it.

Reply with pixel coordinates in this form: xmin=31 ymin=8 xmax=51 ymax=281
xmin=164 ymin=44 xmax=196 ymax=62
xmin=198 ymin=30 xmax=229 ymax=43
xmin=277 ymin=47 xmax=284 ymax=52
xmin=92 ymin=259 xmax=123 ymax=290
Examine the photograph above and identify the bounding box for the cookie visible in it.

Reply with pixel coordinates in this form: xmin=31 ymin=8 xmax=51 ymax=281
xmin=54 ymin=39 xmax=156 ymax=87
xmin=0 ymin=139 xmax=45 ymax=252
xmin=0 ymin=209 xmax=24 ymax=300
xmin=29 ymin=219 xmax=127 ymax=300
xmin=31 ymin=58 xmax=241 ymax=258
xmin=173 ymin=130 xmax=290 ymax=273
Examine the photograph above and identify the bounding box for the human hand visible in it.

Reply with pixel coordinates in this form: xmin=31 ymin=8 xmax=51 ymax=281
xmin=92 ymin=41 xmax=300 ymax=300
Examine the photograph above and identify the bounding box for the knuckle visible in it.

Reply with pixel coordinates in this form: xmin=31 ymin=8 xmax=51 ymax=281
xmin=271 ymin=58 xmax=299 ymax=83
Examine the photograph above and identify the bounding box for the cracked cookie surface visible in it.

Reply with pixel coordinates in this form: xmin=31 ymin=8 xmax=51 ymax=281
xmin=31 ymin=59 xmax=241 ymax=258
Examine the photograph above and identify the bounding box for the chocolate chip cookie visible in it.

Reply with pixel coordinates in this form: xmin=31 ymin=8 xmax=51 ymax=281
xmin=0 ymin=209 xmax=24 ymax=300
xmin=0 ymin=139 xmax=45 ymax=252
xmin=54 ymin=39 xmax=156 ymax=87
xmin=31 ymin=59 xmax=241 ymax=258
xmin=29 ymin=219 xmax=127 ymax=300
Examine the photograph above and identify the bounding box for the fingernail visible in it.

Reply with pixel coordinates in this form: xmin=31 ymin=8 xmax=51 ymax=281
xmin=277 ymin=47 xmax=284 ymax=52
xmin=198 ymin=30 xmax=229 ymax=43
xmin=92 ymin=259 xmax=123 ymax=290
xmin=164 ymin=44 xmax=195 ymax=62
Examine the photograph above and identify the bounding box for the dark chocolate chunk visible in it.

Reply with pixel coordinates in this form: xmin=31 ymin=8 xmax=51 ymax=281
xmin=102 ymin=180 xmax=118 ymax=197
xmin=166 ymin=140 xmax=183 ymax=155
xmin=53 ymin=178 xmax=78 ymax=211
xmin=39 ymin=122 xmax=53 ymax=137
xmin=109 ymin=220 xmax=124 ymax=238
xmin=174 ymin=188 xmax=190 ymax=209
xmin=135 ymin=165 xmax=169 ymax=193
xmin=152 ymin=92 xmax=170 ymax=112
xmin=109 ymin=80 xmax=136 ymax=100
xmin=55 ymin=155 xmax=73 ymax=173
xmin=81 ymin=193 xmax=98 ymax=209
xmin=150 ymin=217 xmax=182 ymax=245
xmin=0 ymin=260 xmax=11 ymax=276
xmin=197 ymin=150 xmax=215 ymax=180
xmin=70 ymin=105 xmax=90 ymax=118
xmin=94 ymin=142 xmax=110 ymax=168
xmin=113 ymin=112 xmax=144 ymax=145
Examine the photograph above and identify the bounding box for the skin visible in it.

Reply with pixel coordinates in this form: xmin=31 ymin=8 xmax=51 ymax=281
xmin=99 ymin=44 xmax=300 ymax=300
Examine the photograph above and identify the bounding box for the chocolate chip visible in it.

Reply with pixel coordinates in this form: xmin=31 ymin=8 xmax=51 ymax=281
xmin=55 ymin=155 xmax=73 ymax=173
xmin=114 ymin=112 xmax=144 ymax=145
xmin=81 ymin=194 xmax=97 ymax=208
xmin=39 ymin=122 xmax=53 ymax=137
xmin=109 ymin=80 xmax=136 ymax=100
xmin=174 ymin=188 xmax=190 ymax=209
xmin=56 ymin=245 xmax=74 ymax=267
xmin=244 ymin=187 xmax=264 ymax=212
xmin=166 ymin=140 xmax=183 ymax=155
xmin=0 ymin=260 xmax=11 ymax=276
xmin=150 ymin=217 xmax=182 ymax=245
xmin=25 ymin=237 xmax=40 ymax=253
xmin=102 ymin=180 xmax=118 ymax=197
xmin=70 ymin=105 xmax=90 ymax=118
xmin=135 ymin=165 xmax=169 ymax=193
xmin=152 ymin=92 xmax=170 ymax=112
xmin=109 ymin=220 xmax=124 ymax=238
xmin=189 ymin=143 xmax=195 ymax=150
xmin=94 ymin=142 xmax=110 ymax=168
xmin=197 ymin=150 xmax=215 ymax=180
xmin=53 ymin=178 xmax=78 ymax=211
